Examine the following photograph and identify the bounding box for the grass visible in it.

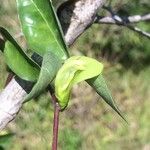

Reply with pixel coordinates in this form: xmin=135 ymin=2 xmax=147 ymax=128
xmin=0 ymin=0 xmax=150 ymax=149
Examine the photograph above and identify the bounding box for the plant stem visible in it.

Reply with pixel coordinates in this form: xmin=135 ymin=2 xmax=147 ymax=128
xmin=5 ymin=73 xmax=60 ymax=150
xmin=5 ymin=73 xmax=14 ymax=86
xmin=6 ymin=73 xmax=61 ymax=149
xmin=51 ymin=94 xmax=60 ymax=150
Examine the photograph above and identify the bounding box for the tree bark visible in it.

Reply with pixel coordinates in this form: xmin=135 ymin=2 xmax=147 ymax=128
xmin=0 ymin=0 xmax=106 ymax=130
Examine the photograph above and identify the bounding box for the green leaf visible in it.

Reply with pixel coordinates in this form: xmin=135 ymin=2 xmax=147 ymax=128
xmin=87 ymin=74 xmax=127 ymax=122
xmin=0 ymin=133 xmax=14 ymax=148
xmin=0 ymin=27 xmax=40 ymax=82
xmin=55 ymin=56 xmax=103 ymax=110
xmin=25 ymin=51 xmax=62 ymax=101
xmin=16 ymin=0 xmax=69 ymax=60
xmin=15 ymin=0 xmax=70 ymax=100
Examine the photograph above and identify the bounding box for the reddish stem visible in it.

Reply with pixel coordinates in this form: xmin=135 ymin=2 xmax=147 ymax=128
xmin=5 ymin=72 xmax=60 ymax=149
xmin=5 ymin=72 xmax=60 ymax=150
xmin=51 ymin=94 xmax=60 ymax=150
xmin=5 ymin=73 xmax=14 ymax=87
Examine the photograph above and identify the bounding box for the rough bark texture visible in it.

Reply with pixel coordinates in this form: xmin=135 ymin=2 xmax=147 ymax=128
xmin=59 ymin=0 xmax=106 ymax=45
xmin=0 ymin=78 xmax=26 ymax=130
xmin=0 ymin=0 xmax=106 ymax=130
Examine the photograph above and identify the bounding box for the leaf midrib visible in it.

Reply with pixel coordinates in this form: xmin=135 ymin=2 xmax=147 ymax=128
xmin=31 ymin=0 xmax=64 ymax=53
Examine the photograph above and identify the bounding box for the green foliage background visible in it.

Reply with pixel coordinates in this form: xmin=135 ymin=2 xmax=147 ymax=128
xmin=0 ymin=0 xmax=150 ymax=149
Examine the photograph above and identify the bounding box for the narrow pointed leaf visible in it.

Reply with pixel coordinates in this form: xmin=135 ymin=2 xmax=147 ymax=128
xmin=87 ymin=74 xmax=127 ymax=122
xmin=55 ymin=56 xmax=103 ymax=110
xmin=16 ymin=0 xmax=69 ymax=60
xmin=25 ymin=51 xmax=62 ymax=101
xmin=0 ymin=27 xmax=40 ymax=82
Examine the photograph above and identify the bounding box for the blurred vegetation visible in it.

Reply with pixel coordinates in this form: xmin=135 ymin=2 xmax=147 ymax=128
xmin=0 ymin=132 xmax=14 ymax=150
xmin=0 ymin=0 xmax=150 ymax=150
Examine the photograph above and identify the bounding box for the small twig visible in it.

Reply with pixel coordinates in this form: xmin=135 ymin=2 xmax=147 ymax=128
xmin=126 ymin=25 xmax=150 ymax=39
xmin=95 ymin=14 xmax=150 ymax=24
xmin=50 ymin=93 xmax=60 ymax=150
xmin=95 ymin=7 xmax=150 ymax=39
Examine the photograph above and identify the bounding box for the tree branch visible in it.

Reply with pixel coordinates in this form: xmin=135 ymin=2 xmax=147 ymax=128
xmin=94 ymin=8 xmax=150 ymax=39
xmin=0 ymin=78 xmax=27 ymax=130
xmin=0 ymin=0 xmax=106 ymax=130
xmin=95 ymin=13 xmax=150 ymax=24
xmin=125 ymin=25 xmax=150 ymax=39
xmin=58 ymin=0 xmax=106 ymax=45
